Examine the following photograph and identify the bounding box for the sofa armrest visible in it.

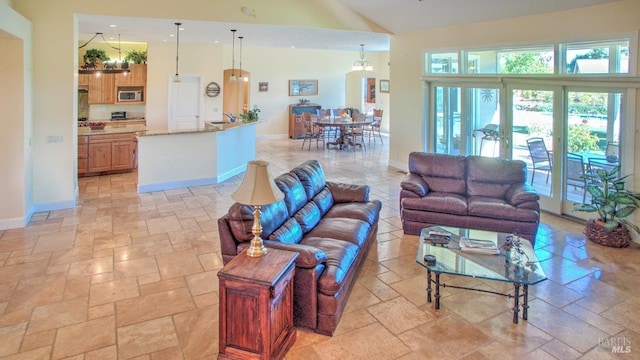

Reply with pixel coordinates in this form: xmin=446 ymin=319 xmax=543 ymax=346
xmin=326 ymin=181 xmax=369 ymax=203
xmin=262 ymin=240 xmax=328 ymax=268
xmin=506 ymin=183 xmax=540 ymax=206
xmin=400 ymin=173 xmax=429 ymax=197
xmin=218 ymin=215 xmax=240 ymax=264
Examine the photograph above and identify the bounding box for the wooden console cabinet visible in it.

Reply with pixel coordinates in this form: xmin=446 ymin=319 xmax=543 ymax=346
xmin=218 ymin=249 xmax=298 ymax=360
xmin=289 ymin=103 xmax=321 ymax=139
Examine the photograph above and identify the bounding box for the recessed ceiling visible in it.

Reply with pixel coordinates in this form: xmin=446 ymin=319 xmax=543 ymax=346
xmin=77 ymin=0 xmax=618 ymax=52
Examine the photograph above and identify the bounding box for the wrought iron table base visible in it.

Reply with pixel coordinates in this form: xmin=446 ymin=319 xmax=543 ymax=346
xmin=426 ymin=269 xmax=530 ymax=324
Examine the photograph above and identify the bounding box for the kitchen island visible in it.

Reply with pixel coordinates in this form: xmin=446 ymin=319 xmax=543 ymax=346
xmin=78 ymin=125 xmax=146 ymax=177
xmin=136 ymin=121 xmax=258 ymax=193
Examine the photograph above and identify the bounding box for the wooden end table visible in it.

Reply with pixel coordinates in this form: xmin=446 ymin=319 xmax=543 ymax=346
xmin=218 ymin=249 xmax=298 ymax=360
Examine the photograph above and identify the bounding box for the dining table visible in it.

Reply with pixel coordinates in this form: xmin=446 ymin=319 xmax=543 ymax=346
xmin=313 ymin=117 xmax=373 ymax=149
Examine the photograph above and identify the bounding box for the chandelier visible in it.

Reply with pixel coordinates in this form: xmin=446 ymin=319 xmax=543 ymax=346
xmin=78 ymin=32 xmax=130 ymax=75
xmin=352 ymin=44 xmax=373 ymax=71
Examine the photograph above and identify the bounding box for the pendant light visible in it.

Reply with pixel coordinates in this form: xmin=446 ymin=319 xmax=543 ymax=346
xmin=352 ymin=44 xmax=373 ymax=71
xmin=230 ymin=29 xmax=237 ymax=83
xmin=173 ymin=22 xmax=182 ymax=83
xmin=239 ymin=35 xmax=248 ymax=82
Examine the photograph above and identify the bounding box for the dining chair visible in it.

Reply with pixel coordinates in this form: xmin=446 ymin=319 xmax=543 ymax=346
xmin=317 ymin=108 xmax=337 ymax=141
xmin=526 ymin=137 xmax=552 ymax=185
xmin=348 ymin=113 xmax=367 ymax=151
xmin=300 ymin=112 xmax=324 ymax=150
xmin=365 ymin=109 xmax=383 ymax=145
xmin=606 ymin=141 xmax=619 ymax=161
xmin=566 ymin=152 xmax=587 ymax=203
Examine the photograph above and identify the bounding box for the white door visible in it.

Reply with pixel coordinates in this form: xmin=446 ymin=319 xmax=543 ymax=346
xmin=169 ymin=76 xmax=201 ymax=131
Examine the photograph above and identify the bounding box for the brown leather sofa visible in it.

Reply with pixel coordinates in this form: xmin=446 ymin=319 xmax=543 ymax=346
xmin=400 ymin=153 xmax=540 ymax=243
xmin=218 ymin=160 xmax=382 ymax=336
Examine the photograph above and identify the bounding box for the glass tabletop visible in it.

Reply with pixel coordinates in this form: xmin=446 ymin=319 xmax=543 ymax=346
xmin=416 ymin=226 xmax=547 ymax=286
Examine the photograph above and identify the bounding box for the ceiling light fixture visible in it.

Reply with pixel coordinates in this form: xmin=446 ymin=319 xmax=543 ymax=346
xmin=352 ymin=44 xmax=373 ymax=72
xmin=230 ymin=29 xmax=237 ymax=83
xmin=173 ymin=22 xmax=182 ymax=83
xmin=78 ymin=32 xmax=130 ymax=75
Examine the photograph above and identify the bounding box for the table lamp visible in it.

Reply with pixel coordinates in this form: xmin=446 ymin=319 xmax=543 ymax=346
xmin=231 ymin=160 xmax=284 ymax=257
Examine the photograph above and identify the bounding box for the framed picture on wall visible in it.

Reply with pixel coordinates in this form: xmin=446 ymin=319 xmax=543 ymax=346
xmin=380 ymin=79 xmax=390 ymax=93
xmin=289 ymin=80 xmax=318 ymax=96
xmin=259 ymin=82 xmax=269 ymax=92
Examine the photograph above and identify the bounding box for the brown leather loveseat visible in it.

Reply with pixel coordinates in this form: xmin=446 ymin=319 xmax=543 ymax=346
xmin=400 ymin=152 xmax=540 ymax=243
xmin=218 ymin=160 xmax=382 ymax=336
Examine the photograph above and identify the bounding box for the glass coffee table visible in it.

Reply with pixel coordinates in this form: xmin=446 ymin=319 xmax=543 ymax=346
xmin=416 ymin=226 xmax=547 ymax=324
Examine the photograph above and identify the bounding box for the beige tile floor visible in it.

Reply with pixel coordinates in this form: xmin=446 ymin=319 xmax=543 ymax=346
xmin=1 ymin=136 xmax=639 ymax=359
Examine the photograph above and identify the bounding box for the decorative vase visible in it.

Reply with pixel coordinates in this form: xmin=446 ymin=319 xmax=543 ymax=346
xmin=585 ymin=219 xmax=631 ymax=248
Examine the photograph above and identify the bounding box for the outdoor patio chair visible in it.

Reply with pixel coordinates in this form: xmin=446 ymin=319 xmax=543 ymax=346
xmin=566 ymin=152 xmax=587 ymax=203
xmin=526 ymin=137 xmax=552 ymax=185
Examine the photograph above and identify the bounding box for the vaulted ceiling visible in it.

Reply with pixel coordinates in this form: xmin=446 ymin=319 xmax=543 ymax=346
xmin=78 ymin=0 xmax=619 ymax=52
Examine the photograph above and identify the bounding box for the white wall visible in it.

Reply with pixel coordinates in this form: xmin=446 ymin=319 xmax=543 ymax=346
xmin=0 ymin=2 xmax=32 ymax=229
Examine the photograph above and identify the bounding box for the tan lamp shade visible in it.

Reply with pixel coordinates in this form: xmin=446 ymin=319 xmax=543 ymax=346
xmin=231 ymin=160 xmax=284 ymax=205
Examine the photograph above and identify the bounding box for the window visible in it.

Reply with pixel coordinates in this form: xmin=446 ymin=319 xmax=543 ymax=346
xmin=428 ymin=52 xmax=458 ymax=74
xmin=564 ymin=40 xmax=629 ymax=74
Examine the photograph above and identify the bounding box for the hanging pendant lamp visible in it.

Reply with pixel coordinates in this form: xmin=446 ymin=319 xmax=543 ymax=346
xmin=239 ymin=36 xmax=248 ymax=82
xmin=173 ymin=22 xmax=182 ymax=83
xmin=352 ymin=44 xmax=373 ymax=71
xmin=230 ymin=29 xmax=237 ymax=83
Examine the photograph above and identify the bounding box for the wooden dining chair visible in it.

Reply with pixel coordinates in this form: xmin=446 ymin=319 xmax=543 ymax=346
xmin=348 ymin=113 xmax=367 ymax=151
xmin=317 ymin=109 xmax=337 ymax=140
xmin=300 ymin=112 xmax=324 ymax=150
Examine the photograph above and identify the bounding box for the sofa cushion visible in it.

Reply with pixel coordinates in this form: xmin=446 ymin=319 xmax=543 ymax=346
xmin=292 ymin=160 xmax=327 ymax=199
xmin=228 ymin=201 xmax=289 ymax=242
xmin=408 ymin=152 xmax=467 ymax=195
xmin=275 ymin=172 xmax=308 ymax=215
xmin=324 ymin=201 xmax=381 ymax=226
xmin=306 ymin=218 xmax=370 ymax=248
xmin=312 ymin=188 xmax=334 ymax=215
xmin=468 ymin=196 xmax=540 ymax=222
xmin=301 ymin=238 xmax=358 ymax=296
xmin=467 ymin=156 xmax=527 ymax=198
xmin=269 ymin=218 xmax=304 ymax=244
xmin=294 ymin=202 xmax=322 ymax=234
xmin=401 ymin=192 xmax=468 ymax=215
xmin=326 ymin=182 xmax=370 ymax=203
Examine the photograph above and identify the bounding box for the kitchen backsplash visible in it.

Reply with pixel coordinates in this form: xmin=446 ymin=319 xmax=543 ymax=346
xmin=89 ymin=104 xmax=146 ymax=120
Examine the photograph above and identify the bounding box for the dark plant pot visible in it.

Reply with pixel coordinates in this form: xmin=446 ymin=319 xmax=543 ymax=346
xmin=585 ymin=219 xmax=631 ymax=248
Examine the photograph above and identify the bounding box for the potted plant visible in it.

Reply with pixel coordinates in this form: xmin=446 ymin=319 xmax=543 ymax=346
xmin=83 ymin=48 xmax=110 ymax=65
xmin=574 ymin=166 xmax=640 ymax=247
xmin=240 ymin=108 xmax=260 ymax=123
xmin=124 ymin=50 xmax=147 ymax=64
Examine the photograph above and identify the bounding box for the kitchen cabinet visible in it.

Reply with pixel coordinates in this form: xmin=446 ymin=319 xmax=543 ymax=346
xmin=78 ymin=74 xmax=89 ymax=87
xmin=80 ymin=133 xmax=137 ymax=176
xmin=115 ymin=64 xmax=146 ymax=86
xmin=78 ymin=136 xmax=88 ymax=175
xmin=88 ymin=73 xmax=115 ymax=104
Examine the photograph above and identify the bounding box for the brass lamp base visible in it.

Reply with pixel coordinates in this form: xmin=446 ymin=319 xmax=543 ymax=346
xmin=246 ymin=205 xmax=268 ymax=257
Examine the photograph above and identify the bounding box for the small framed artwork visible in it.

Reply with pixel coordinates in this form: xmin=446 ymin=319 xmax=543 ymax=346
xmin=289 ymin=80 xmax=318 ymax=96
xmin=259 ymin=82 xmax=269 ymax=92
xmin=380 ymin=79 xmax=390 ymax=93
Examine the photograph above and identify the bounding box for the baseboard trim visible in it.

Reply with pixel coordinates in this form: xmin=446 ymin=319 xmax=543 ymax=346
xmin=0 ymin=217 xmax=26 ymax=230
xmin=216 ymin=164 xmax=247 ymax=183
xmin=388 ymin=160 xmax=407 ymax=173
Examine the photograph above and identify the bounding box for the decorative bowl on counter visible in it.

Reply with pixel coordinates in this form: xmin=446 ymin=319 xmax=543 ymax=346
xmin=88 ymin=121 xmax=106 ymax=130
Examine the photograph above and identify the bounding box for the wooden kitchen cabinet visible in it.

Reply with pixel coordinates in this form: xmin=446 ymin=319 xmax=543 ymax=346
xmin=289 ymin=103 xmax=321 ymax=139
xmin=78 ymin=136 xmax=88 ymax=175
xmin=88 ymin=73 xmax=115 ymax=104
xmin=218 ymin=249 xmax=298 ymax=360
xmin=81 ymin=133 xmax=137 ymax=176
xmin=115 ymin=64 xmax=146 ymax=86
xmin=78 ymin=73 xmax=89 ymax=87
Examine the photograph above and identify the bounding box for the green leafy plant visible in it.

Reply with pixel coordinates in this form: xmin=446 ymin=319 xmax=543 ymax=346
xmin=567 ymin=123 xmax=600 ymax=153
xmin=83 ymin=49 xmax=110 ymax=64
xmin=240 ymin=108 xmax=260 ymax=123
xmin=123 ymin=50 xmax=147 ymax=64
xmin=574 ymin=166 xmax=640 ymax=233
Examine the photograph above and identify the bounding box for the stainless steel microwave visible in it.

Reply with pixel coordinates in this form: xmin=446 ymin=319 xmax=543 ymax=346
xmin=118 ymin=90 xmax=142 ymax=102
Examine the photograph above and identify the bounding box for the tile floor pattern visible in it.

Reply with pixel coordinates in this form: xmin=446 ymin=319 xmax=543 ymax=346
xmin=1 ymin=136 xmax=639 ymax=359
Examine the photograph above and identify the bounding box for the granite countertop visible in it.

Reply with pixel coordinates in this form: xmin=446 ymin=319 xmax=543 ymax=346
xmin=137 ymin=120 xmax=264 ymax=137
xmin=78 ymin=124 xmax=147 ymax=136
